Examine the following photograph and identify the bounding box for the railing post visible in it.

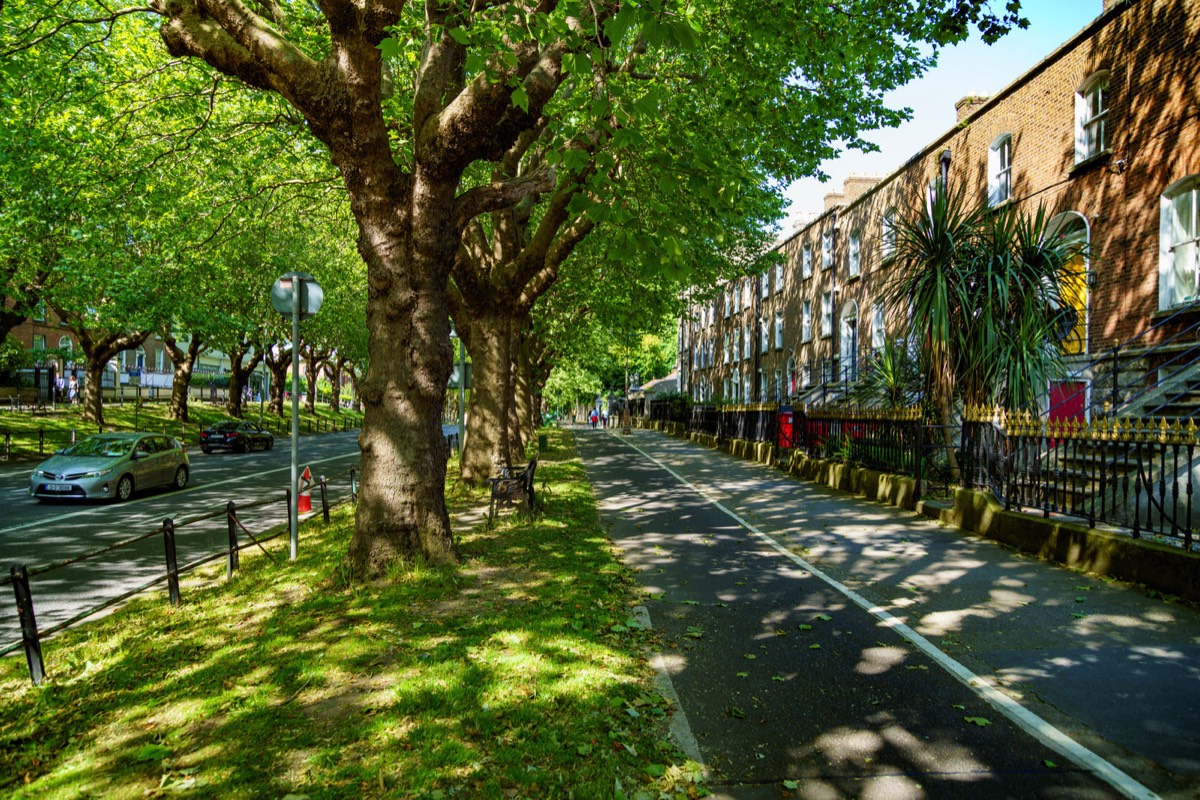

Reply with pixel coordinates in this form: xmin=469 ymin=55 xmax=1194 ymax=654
xmin=226 ymin=501 xmax=239 ymax=578
xmin=10 ymin=564 xmax=45 ymax=685
xmin=320 ymin=475 xmax=330 ymax=523
xmin=914 ymin=416 xmax=923 ymax=504
xmin=162 ymin=518 xmax=181 ymax=607
xmin=350 ymin=467 xmax=358 ymax=505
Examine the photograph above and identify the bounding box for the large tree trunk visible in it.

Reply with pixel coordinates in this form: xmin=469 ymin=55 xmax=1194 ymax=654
xmin=68 ymin=327 xmax=150 ymax=426
xmin=300 ymin=343 xmax=329 ymax=414
xmin=263 ymin=347 xmax=291 ymax=417
xmin=349 ymin=180 xmax=459 ymax=572
xmin=459 ymin=313 xmax=516 ymax=485
xmin=326 ymin=357 xmax=348 ymax=413
xmin=163 ymin=333 xmax=204 ymax=422
xmin=224 ymin=341 xmax=263 ymax=418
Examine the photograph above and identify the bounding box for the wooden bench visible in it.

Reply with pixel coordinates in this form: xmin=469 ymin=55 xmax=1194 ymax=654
xmin=487 ymin=457 xmax=537 ymax=527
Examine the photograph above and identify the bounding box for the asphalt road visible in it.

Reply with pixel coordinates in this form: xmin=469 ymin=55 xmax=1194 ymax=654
xmin=0 ymin=425 xmax=453 ymax=651
xmin=576 ymin=426 xmax=1199 ymax=800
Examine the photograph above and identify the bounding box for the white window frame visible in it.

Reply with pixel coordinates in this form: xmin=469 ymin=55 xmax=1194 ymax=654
xmin=743 ymin=280 xmax=752 ymax=311
xmin=761 ymin=273 xmax=769 ymax=299
xmin=848 ymin=230 xmax=861 ymax=278
xmin=802 ymin=244 xmax=813 ymax=279
xmin=759 ymin=369 xmax=766 ymax=401
xmin=1160 ymin=175 xmax=1200 ymax=309
xmin=775 ymin=261 xmax=784 ymax=292
xmin=988 ymin=133 xmax=1013 ymax=206
xmin=882 ymin=208 xmax=897 ymax=261
xmin=872 ymin=303 xmax=885 ymax=350
xmin=760 ymin=316 xmax=769 ymax=352
xmin=821 ymin=231 xmax=834 ymax=270
xmin=801 ymin=300 xmax=812 ymax=343
xmin=724 ymin=332 xmax=731 ymax=363
xmin=743 ymin=323 xmax=752 ymax=360
xmin=821 ymin=292 xmax=833 ymax=337
xmin=1075 ymin=72 xmax=1109 ymax=164
xmin=774 ymin=311 xmax=784 ymax=350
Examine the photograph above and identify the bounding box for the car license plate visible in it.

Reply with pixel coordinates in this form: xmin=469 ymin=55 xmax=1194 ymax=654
xmin=47 ymin=483 xmax=72 ymax=492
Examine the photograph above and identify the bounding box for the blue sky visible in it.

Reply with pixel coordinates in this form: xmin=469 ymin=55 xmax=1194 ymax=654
xmin=783 ymin=0 xmax=1102 ymax=224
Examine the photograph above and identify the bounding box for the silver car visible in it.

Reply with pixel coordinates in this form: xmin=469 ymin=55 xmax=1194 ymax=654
xmin=29 ymin=432 xmax=190 ymax=502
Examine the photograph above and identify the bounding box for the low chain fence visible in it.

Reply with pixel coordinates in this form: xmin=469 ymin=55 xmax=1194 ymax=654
xmin=2 ymin=469 xmax=352 ymax=686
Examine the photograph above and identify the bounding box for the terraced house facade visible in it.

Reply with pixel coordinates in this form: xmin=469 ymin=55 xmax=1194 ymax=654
xmin=680 ymin=0 xmax=1200 ymax=424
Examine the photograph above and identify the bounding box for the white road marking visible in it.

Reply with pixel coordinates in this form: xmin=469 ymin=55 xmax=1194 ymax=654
xmin=612 ymin=431 xmax=1160 ymax=800
xmin=0 ymin=449 xmax=358 ymax=535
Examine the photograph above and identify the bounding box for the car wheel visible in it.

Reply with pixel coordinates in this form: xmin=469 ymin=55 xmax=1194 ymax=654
xmin=266 ymin=438 xmax=273 ymax=451
xmin=115 ymin=474 xmax=134 ymax=502
xmin=173 ymin=465 xmax=189 ymax=490
xmin=202 ymin=447 xmax=212 ymax=454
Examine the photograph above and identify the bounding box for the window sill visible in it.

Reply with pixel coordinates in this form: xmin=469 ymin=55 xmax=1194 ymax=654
xmin=846 ymin=273 xmax=861 ymax=284
xmin=1152 ymin=303 xmax=1200 ymax=320
xmin=1069 ymin=149 xmax=1112 ymax=176
xmin=880 ymin=253 xmax=896 ymax=266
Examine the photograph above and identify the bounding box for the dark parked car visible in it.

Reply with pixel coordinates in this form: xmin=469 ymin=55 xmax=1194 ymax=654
xmin=199 ymin=421 xmax=274 ymax=454
xmin=30 ymin=432 xmax=189 ymax=502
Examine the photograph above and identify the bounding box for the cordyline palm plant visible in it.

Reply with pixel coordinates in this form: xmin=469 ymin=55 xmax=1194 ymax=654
xmin=884 ymin=183 xmax=1087 ymax=479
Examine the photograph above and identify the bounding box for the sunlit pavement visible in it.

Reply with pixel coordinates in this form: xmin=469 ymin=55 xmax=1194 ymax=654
xmin=574 ymin=426 xmax=1199 ymax=800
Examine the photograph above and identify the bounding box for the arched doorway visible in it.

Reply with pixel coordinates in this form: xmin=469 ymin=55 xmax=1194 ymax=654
xmin=839 ymin=300 xmax=859 ymax=382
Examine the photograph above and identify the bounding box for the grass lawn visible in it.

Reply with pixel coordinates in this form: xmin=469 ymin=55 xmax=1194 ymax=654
xmin=0 ymin=400 xmax=364 ymax=461
xmin=0 ymin=427 xmax=704 ymax=799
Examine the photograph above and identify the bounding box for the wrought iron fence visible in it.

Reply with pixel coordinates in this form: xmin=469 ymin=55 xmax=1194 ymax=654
xmin=687 ymin=404 xmax=777 ymax=443
xmin=962 ymin=408 xmax=1198 ymax=549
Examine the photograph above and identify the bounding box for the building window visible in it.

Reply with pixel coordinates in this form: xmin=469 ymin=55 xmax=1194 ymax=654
xmin=1161 ymin=175 xmax=1200 ymax=309
xmin=882 ymin=208 xmax=897 ymax=261
xmin=760 ymin=316 xmax=769 ymax=352
xmin=743 ymin=323 xmax=751 ymax=359
xmin=33 ymin=301 xmax=47 ymax=322
xmin=761 ymin=273 xmax=769 ymax=299
xmin=724 ymin=332 xmax=731 ymax=363
xmin=775 ymin=261 xmax=784 ymax=292
xmin=743 ymin=280 xmax=752 ymax=310
xmin=821 ymin=292 xmax=833 ymax=337
xmin=725 ymin=376 xmax=732 ymax=401
xmin=802 ymin=244 xmax=813 ymax=279
xmin=821 ymin=231 xmax=834 ymax=270
xmin=848 ymin=230 xmax=861 ymax=278
xmin=1075 ymin=72 xmax=1109 ymax=163
xmin=774 ymin=312 xmax=784 ymax=350
xmin=802 ymin=363 xmax=812 ymax=387
xmin=988 ymin=134 xmax=1013 ymax=206
xmin=872 ymin=304 xmax=885 ymax=350
xmin=759 ymin=370 xmax=766 ymax=400
xmin=744 ymin=371 xmax=752 ymax=402
xmin=801 ymin=300 xmax=812 ymax=343
xmin=33 ymin=334 xmax=46 ymax=351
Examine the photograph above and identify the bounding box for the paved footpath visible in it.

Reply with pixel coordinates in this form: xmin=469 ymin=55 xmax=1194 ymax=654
xmin=574 ymin=426 xmax=1200 ymax=800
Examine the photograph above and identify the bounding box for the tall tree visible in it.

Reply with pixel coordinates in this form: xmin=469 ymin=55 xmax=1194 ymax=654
xmin=16 ymin=0 xmax=1027 ymax=576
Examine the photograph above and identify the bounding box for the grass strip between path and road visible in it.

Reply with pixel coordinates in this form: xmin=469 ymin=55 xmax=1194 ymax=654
xmin=0 ymin=427 xmax=704 ymax=799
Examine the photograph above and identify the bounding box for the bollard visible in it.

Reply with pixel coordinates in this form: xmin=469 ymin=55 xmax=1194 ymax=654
xmin=320 ymin=475 xmax=330 ymax=523
xmin=162 ymin=518 xmax=181 ymax=606
xmin=226 ymin=501 xmax=239 ymax=578
xmin=286 ymin=488 xmax=294 ymax=540
xmin=349 ymin=467 xmax=358 ymax=506
xmin=11 ymin=564 xmax=45 ymax=686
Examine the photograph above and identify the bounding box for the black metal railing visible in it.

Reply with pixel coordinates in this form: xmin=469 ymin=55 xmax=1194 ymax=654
xmin=1 ymin=467 xmax=354 ymax=685
xmin=687 ymin=404 xmax=777 ymax=444
xmin=962 ymin=409 xmax=1198 ymax=548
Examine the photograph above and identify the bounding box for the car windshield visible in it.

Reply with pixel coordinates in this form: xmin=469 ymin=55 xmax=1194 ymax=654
xmin=212 ymin=422 xmax=239 ymax=432
xmin=63 ymin=437 xmax=134 ymax=458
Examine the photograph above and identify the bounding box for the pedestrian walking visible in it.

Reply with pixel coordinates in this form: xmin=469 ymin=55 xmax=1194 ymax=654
xmin=67 ymin=374 xmax=79 ymax=404
xmin=589 ymin=409 xmax=598 ymax=429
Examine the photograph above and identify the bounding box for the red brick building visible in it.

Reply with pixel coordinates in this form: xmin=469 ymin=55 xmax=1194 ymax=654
xmin=681 ymin=0 xmax=1200 ymax=420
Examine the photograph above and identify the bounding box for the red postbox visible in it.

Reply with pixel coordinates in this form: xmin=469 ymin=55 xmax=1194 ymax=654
xmin=777 ymin=405 xmax=794 ymax=449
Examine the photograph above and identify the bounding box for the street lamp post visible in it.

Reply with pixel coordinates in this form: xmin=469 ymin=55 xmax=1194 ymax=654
xmin=623 ymin=349 xmax=631 ymax=435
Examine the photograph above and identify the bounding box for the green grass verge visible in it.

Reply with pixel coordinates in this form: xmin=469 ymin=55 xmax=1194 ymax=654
xmin=0 ymin=401 xmax=363 ymax=460
xmin=0 ymin=427 xmax=704 ymax=799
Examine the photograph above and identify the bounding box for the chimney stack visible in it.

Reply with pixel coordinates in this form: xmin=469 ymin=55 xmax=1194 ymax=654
xmin=823 ymin=191 xmax=845 ymax=213
xmin=841 ymin=175 xmax=882 ymax=204
xmin=955 ymin=94 xmax=991 ymax=123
